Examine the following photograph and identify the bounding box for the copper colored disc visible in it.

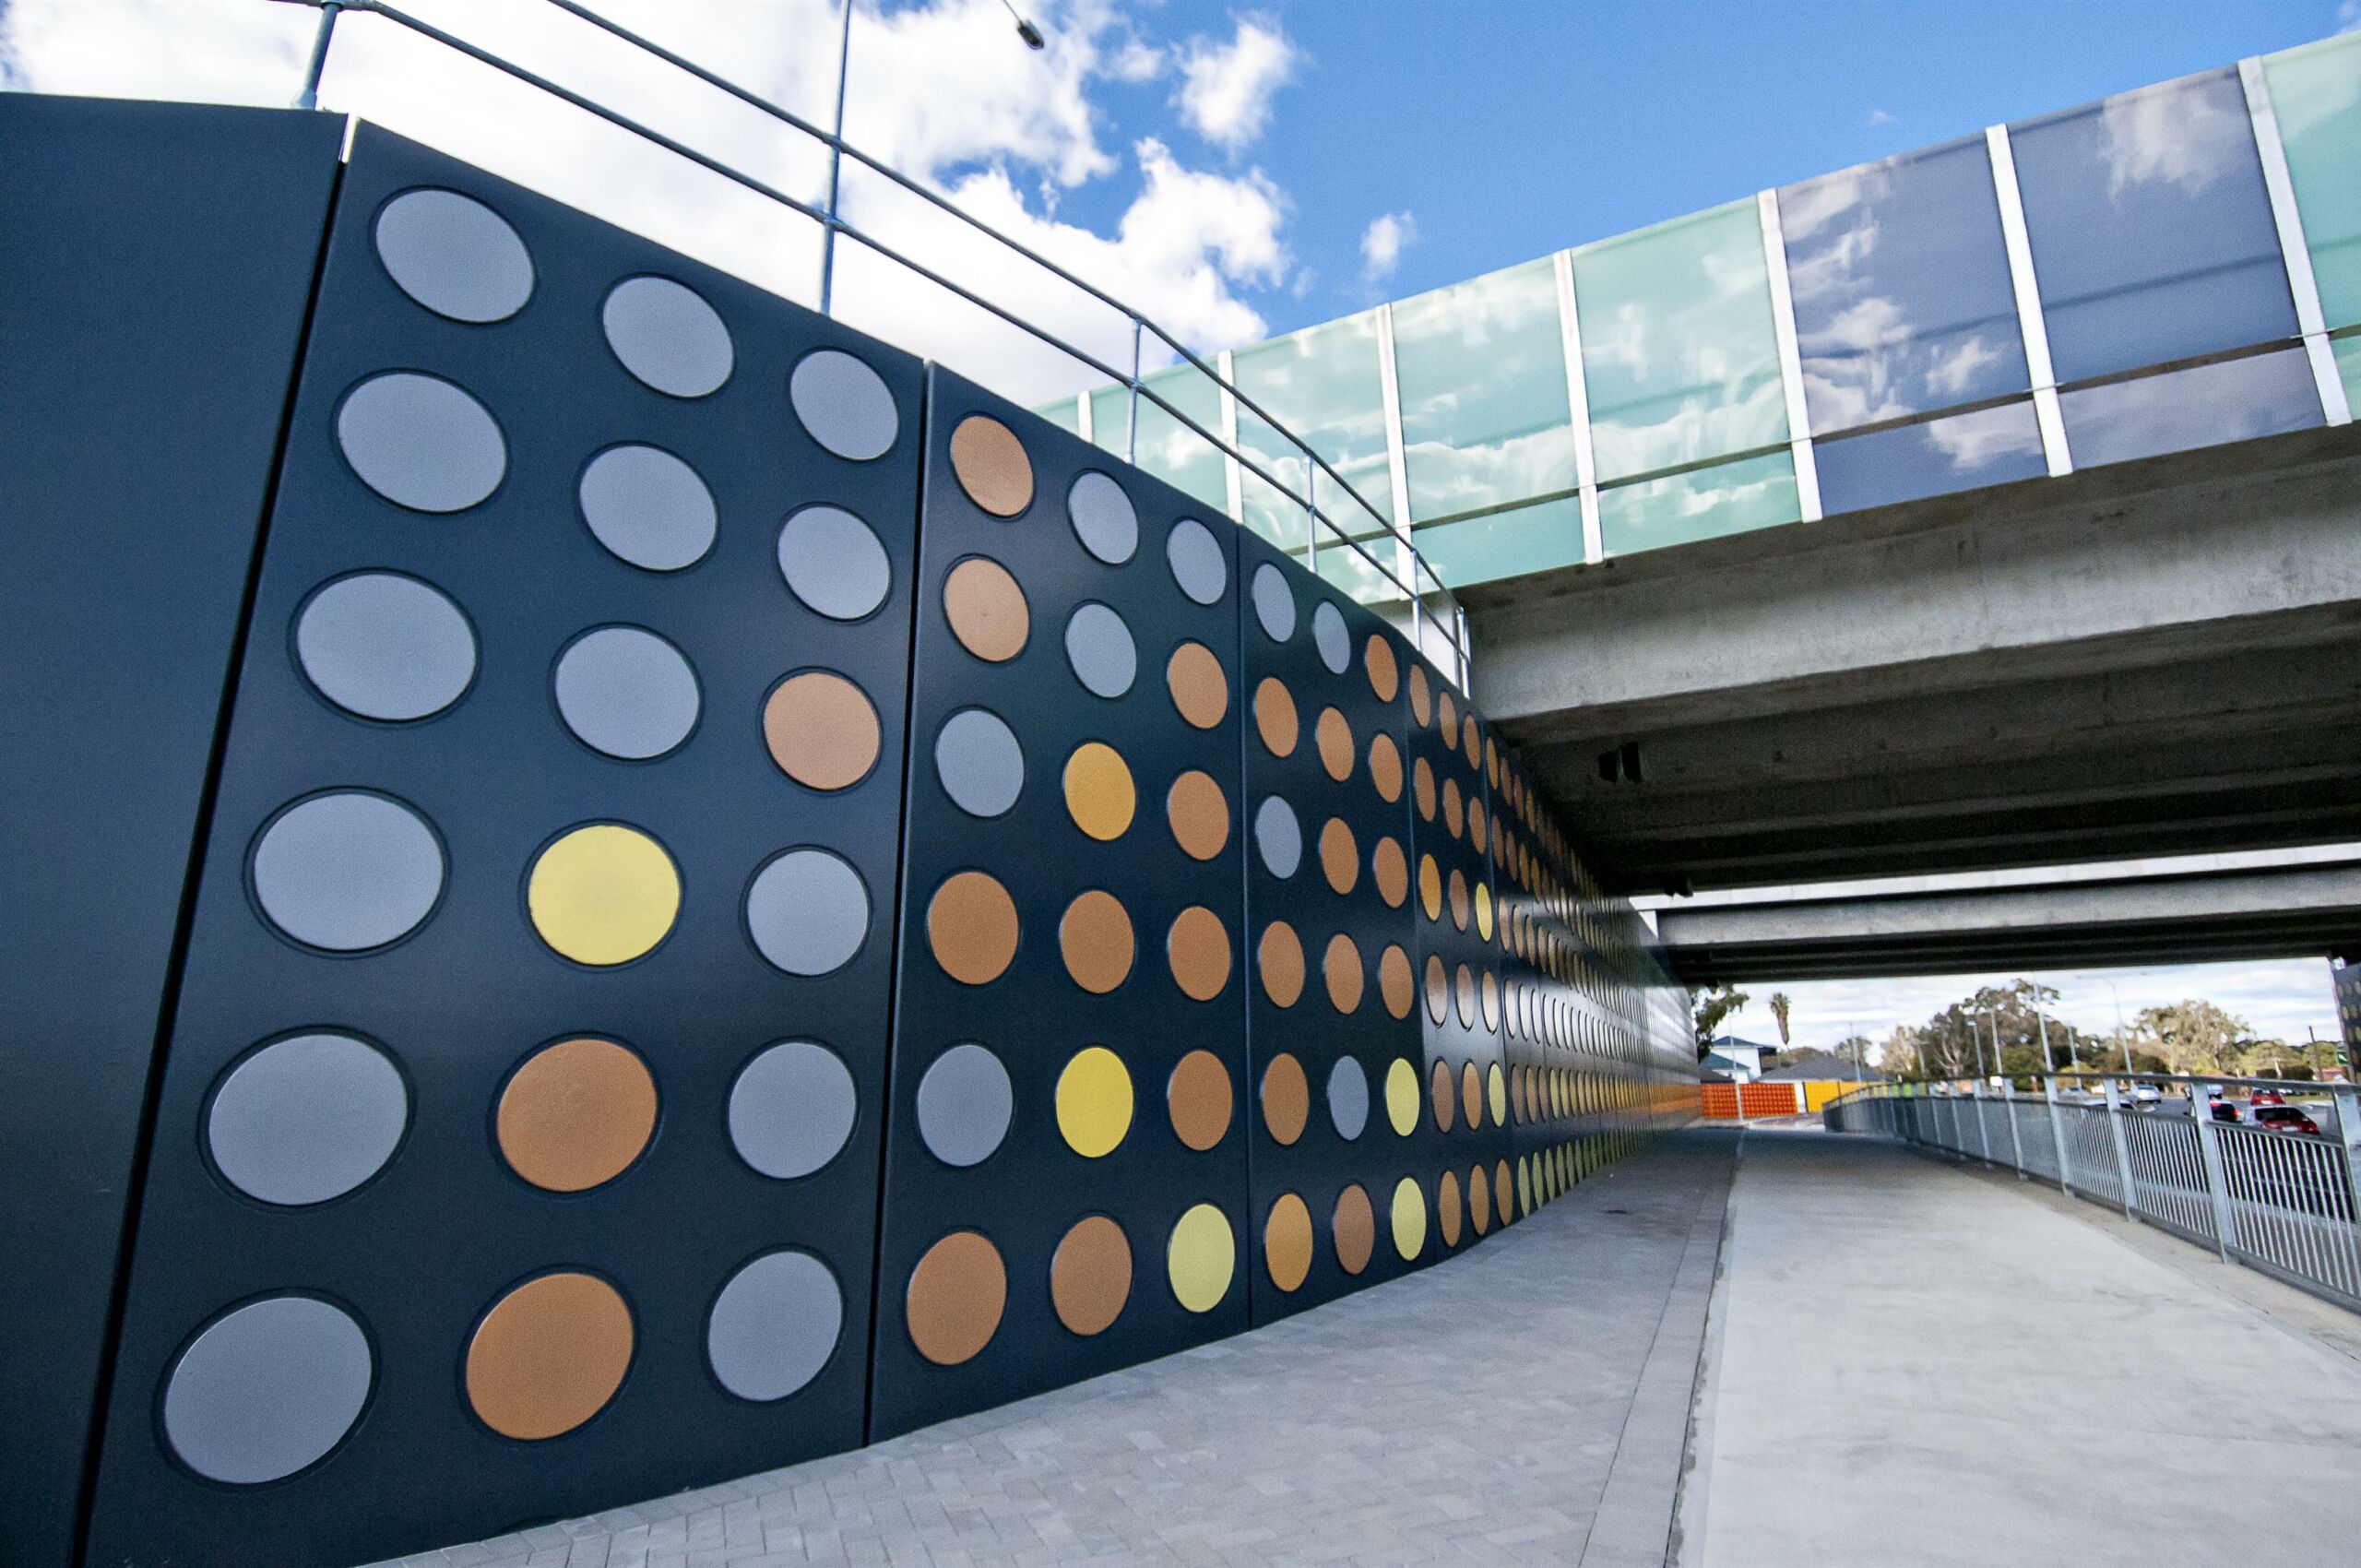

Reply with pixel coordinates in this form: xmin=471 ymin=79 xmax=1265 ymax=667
xmin=1438 ymin=1170 xmax=1463 ymax=1248
xmin=1465 ymin=717 xmax=1483 ymax=769
xmin=1379 ymin=944 xmax=1414 ymax=1019
xmin=1050 ymin=1215 xmax=1131 ymax=1337
xmin=1455 ymin=964 xmax=1477 ymax=1028
xmin=1313 ymin=707 xmax=1353 ymax=781
xmin=1167 ymin=906 xmax=1231 ymax=1001
xmin=1166 ymin=641 xmax=1229 ymax=729
xmin=765 ymin=671 xmax=881 ymax=791
xmin=1061 ymin=889 xmax=1135 ymax=994
xmin=1438 ymin=691 xmax=1458 ymax=749
xmin=1407 ymin=662 xmax=1431 ymax=727
xmin=1258 ymin=921 xmax=1305 ymax=1007
xmin=1414 ymin=758 xmax=1436 ymax=822
xmin=1430 ymin=1058 xmax=1454 ymax=1132
xmin=1264 ymin=1193 xmax=1313 ymax=1292
xmin=1167 ymin=1048 xmax=1234 ymax=1151
xmin=496 ymin=1038 xmax=657 ymax=1194
xmin=1261 ymin=1052 xmax=1309 ymax=1146
xmin=1363 ymin=635 xmax=1398 ymax=704
xmin=1318 ymin=818 xmax=1358 ymax=896
xmin=1323 ymin=933 xmax=1363 ymax=1015
xmin=1470 ymin=1165 xmax=1492 ymax=1235
xmin=907 ymin=1230 xmax=1005 ymax=1365
xmin=1442 ymin=778 xmax=1464 ymax=839
xmin=466 ymin=1272 xmax=634 ymax=1441
xmin=1166 ymin=769 xmax=1230 ymax=861
xmin=1333 ymin=1183 xmax=1374 ymax=1275
xmin=1495 ymin=1160 xmax=1514 ymax=1227
xmin=1368 ymin=732 xmax=1404 ymax=802
xmin=1467 ymin=800 xmax=1488 ymax=855
xmin=949 ymin=414 xmax=1034 ymax=517
xmin=929 ymin=871 xmax=1018 ymax=986
xmin=1449 ymin=869 xmax=1470 ymax=931
xmin=943 ymin=557 xmax=1029 ymax=662
xmin=1461 ymin=1061 xmax=1482 ymax=1128
xmin=1425 ymin=953 xmax=1448 ymax=1023
xmin=1252 ymin=677 xmax=1298 ymax=757
xmin=1510 ymin=1065 xmax=1526 ymax=1124
xmin=1371 ymin=837 xmax=1408 ymax=907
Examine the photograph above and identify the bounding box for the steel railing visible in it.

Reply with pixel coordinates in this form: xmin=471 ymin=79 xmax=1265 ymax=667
xmin=274 ymin=0 xmax=1472 ymax=683
xmin=1825 ymin=1072 xmax=2361 ymax=1313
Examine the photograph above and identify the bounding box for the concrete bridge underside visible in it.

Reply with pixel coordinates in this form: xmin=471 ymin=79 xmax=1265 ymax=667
xmin=1466 ymin=424 xmax=2361 ymax=893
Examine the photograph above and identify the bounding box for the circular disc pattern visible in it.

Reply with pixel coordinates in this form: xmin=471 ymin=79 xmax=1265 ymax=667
xmin=907 ymin=1231 xmax=1005 ymax=1366
xmin=729 ymin=1039 xmax=858 ymax=1179
xmin=1391 ymin=1177 xmax=1427 ymax=1261
xmin=1166 ymin=641 xmax=1229 ymax=728
xmin=252 ymin=791 xmax=443 ymax=952
xmin=1325 ymin=1055 xmax=1369 ymax=1141
xmin=296 ymin=572 xmax=476 ymax=722
xmin=1312 ymin=601 xmax=1350 ymax=672
xmin=1166 ymin=518 xmax=1227 ymax=605
xmin=916 ymin=1043 xmax=1012 ymax=1168
xmin=745 ymin=849 xmax=869 ymax=976
xmin=778 ymin=505 xmax=892 ymax=621
xmin=707 ymin=1250 xmax=842 ymax=1401
xmin=764 ymin=671 xmax=880 ymax=790
xmin=1253 ymin=797 xmax=1301 ymax=879
xmin=1334 ymin=1184 xmax=1375 ymax=1275
xmin=1063 ymin=602 xmax=1136 ymax=698
xmin=374 ymin=187 xmax=532 ymax=323
xmin=935 ymin=708 xmax=1025 ymax=818
xmin=943 ymin=557 xmax=1029 ymax=661
xmin=1050 ymin=1215 xmax=1132 ymax=1336
xmin=337 ymin=372 xmax=505 ymax=514
xmin=1264 ymin=1194 xmax=1312 ymax=1292
xmin=579 ymin=444 xmax=716 ymax=572
xmin=1062 ymin=742 xmax=1134 ymax=841
xmin=1056 ymin=1047 xmax=1133 ymax=1158
xmin=1167 ymin=1203 xmax=1234 ymax=1313
xmin=929 ymin=872 xmax=1018 ymax=985
xmin=554 ymin=626 xmax=700 ymax=761
xmin=1068 ymin=471 xmax=1138 ymax=564
xmin=466 ymin=1272 xmax=634 ymax=1440
xmin=207 ymin=1033 xmax=408 ymax=1206
xmin=498 ymin=1037 xmax=657 ymax=1193
xmin=1060 ymin=890 xmax=1133 ymax=993
xmin=951 ymin=416 xmax=1034 ymax=517
xmin=1251 ymin=563 xmax=1296 ymax=642
xmin=527 ymin=823 xmax=678 ymax=966
xmin=603 ymin=276 xmax=731 ymax=397
xmin=1166 ymin=770 xmax=1229 ymax=860
xmin=789 ymin=349 xmax=898 ymax=460
xmin=162 ymin=1296 xmax=372 ymax=1485
xmin=1167 ymin=1049 xmax=1233 ymax=1151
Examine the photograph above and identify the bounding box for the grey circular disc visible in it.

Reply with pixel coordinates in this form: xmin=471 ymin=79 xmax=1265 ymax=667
xmin=916 ymin=1042 xmax=1012 ymax=1168
xmin=578 ymin=445 xmax=716 ymax=572
xmin=1067 ymin=471 xmax=1138 ymax=565
xmin=777 ymin=505 xmax=890 ymax=622
xmin=603 ymin=275 xmax=732 ymax=398
xmin=746 ymin=849 xmax=868 ymax=976
xmin=208 ymin=1033 xmax=408 ymax=1206
xmin=251 ymin=792 xmax=443 ymax=952
xmin=933 ymin=708 xmax=1024 ymax=818
xmin=295 ymin=573 xmax=476 ymax=722
xmin=1312 ymin=600 xmax=1350 ymax=673
xmin=373 ymin=187 xmax=532 ymax=324
xmin=1252 ymin=796 xmax=1301 ymax=880
xmin=1166 ymin=517 xmax=1227 ymax=605
xmin=553 ymin=626 xmax=700 ymax=760
xmin=1325 ymin=1056 xmax=1370 ymax=1141
xmin=1063 ymin=602 xmax=1136 ymax=699
xmin=707 ymin=1250 xmax=842 ymax=1402
xmin=728 ymin=1039 xmax=857 ymax=1180
xmin=161 ymin=1296 xmax=372 ymax=1485
xmin=1251 ymin=563 xmax=1297 ymax=643
xmin=789 ymin=349 xmax=899 ymax=460
xmin=336 ymin=372 xmax=505 ymax=514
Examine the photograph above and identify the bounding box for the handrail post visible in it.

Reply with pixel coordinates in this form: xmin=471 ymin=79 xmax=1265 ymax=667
xmin=1302 ymin=443 xmax=1318 ymax=576
xmin=2102 ymin=1079 xmax=2139 ymax=1221
xmin=1973 ymin=1081 xmax=1994 ymax=1166
xmin=2189 ymin=1081 xmax=2235 ymax=1259
xmin=296 ymin=1 xmax=341 ymax=111
xmin=2003 ymin=1076 xmax=2027 ymax=1179
xmin=2330 ymin=1085 xmax=2361 ymax=1246
xmin=817 ymin=0 xmax=854 ymax=315
xmin=2044 ymin=1075 xmax=2074 ymax=1196
xmin=1124 ymin=319 xmax=1142 ymax=465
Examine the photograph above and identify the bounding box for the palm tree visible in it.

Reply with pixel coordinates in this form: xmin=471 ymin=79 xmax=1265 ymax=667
xmin=1770 ymin=992 xmax=1792 ymax=1048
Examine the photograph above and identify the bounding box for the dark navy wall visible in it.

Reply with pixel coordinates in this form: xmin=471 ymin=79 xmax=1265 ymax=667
xmin=0 ymin=94 xmax=342 ymax=1568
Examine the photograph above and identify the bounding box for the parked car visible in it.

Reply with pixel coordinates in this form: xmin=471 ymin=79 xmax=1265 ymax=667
xmin=2122 ymin=1084 xmax=2163 ymax=1106
xmin=2248 ymin=1104 xmax=2322 ymax=1136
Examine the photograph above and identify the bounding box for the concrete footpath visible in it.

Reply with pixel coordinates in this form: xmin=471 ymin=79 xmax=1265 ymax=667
xmin=1687 ymin=1129 xmax=2361 ymax=1568
xmin=374 ymin=1131 xmax=1738 ymax=1568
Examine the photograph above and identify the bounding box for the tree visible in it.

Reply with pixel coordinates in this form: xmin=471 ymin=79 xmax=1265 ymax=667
xmin=1691 ymin=983 xmax=1750 ymax=1056
xmin=1896 ymin=980 xmax=2110 ymax=1083
xmin=1831 ymin=1033 xmax=1874 ymax=1077
xmin=1875 ymin=1025 xmax=1923 ymax=1076
xmin=2134 ymin=999 xmax=2251 ymax=1075
xmin=1770 ymin=992 xmax=1792 ymax=1047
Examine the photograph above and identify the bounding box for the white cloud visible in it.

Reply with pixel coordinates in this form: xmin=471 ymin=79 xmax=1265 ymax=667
xmin=1864 ymin=108 xmax=1895 ymax=128
xmin=1175 ymin=12 xmax=1295 ymax=152
xmin=1359 ymin=208 xmax=1416 ymax=286
xmin=0 ymin=0 xmax=1288 ymax=403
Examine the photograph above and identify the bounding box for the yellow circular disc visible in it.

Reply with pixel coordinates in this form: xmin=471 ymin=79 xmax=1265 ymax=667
xmin=1055 ymin=1046 xmax=1133 ymax=1158
xmin=1488 ymin=1063 xmax=1507 ymax=1126
xmin=1517 ymin=1157 xmax=1532 ymax=1215
xmin=1383 ymin=1058 xmax=1419 ymax=1136
xmin=1418 ymin=855 xmax=1442 ymax=921
xmin=1062 ymin=742 xmax=1135 ymax=842
xmin=1390 ymin=1176 xmax=1426 ymax=1262
xmin=527 ymin=824 xmax=680 ymax=966
xmin=1167 ymin=1202 xmax=1236 ymax=1313
xmin=1475 ymin=884 xmax=1494 ymax=941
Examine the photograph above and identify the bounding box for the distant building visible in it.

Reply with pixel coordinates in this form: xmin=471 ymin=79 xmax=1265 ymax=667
xmin=1760 ymin=1047 xmax=1881 ymax=1083
xmin=1703 ymin=1035 xmax=1777 ymax=1083
xmin=2332 ymin=955 xmax=2361 ymax=1064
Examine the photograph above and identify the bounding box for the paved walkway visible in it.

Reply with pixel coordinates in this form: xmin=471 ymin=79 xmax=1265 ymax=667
xmin=1687 ymin=1129 xmax=2361 ymax=1568
xmin=375 ymin=1131 xmax=1738 ymax=1568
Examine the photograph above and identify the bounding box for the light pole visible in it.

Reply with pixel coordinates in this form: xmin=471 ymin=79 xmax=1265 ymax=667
xmin=2035 ymin=1009 xmax=2056 ymax=1074
xmin=2104 ymin=976 xmax=2132 ymax=1073
xmin=818 ymin=0 xmax=1044 ymax=315
xmin=1985 ymin=1007 xmax=2004 ymax=1085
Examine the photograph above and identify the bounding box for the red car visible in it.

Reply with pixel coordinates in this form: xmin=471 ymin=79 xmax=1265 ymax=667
xmin=2248 ymin=1104 xmax=2321 ymax=1136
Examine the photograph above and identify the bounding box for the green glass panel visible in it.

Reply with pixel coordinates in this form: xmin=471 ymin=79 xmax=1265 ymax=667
xmin=1391 ymin=258 xmax=1578 ymax=529
xmin=1031 ymin=394 xmax=1082 ymax=434
xmin=1573 ymin=200 xmax=1788 ymax=482
xmin=2337 ymin=335 xmax=2361 ymax=407
xmin=2265 ymin=33 xmax=2361 ymax=329
xmin=1596 ymin=450 xmax=1797 ymax=556
xmin=1088 ymin=362 xmax=1228 ymax=511
xmin=1411 ymin=496 xmax=1585 ymax=588
xmin=1231 ymin=311 xmax=1396 ymax=553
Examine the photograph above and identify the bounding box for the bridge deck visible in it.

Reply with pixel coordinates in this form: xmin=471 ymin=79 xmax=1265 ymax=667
xmin=374 ymin=1126 xmax=2361 ymax=1568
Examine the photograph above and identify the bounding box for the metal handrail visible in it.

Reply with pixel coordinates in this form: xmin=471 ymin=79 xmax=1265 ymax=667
xmin=277 ymin=0 xmax=1470 ymax=681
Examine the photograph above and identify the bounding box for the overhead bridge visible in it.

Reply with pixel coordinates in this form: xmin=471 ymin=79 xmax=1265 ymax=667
xmin=1655 ymin=854 xmax=2361 ymax=982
